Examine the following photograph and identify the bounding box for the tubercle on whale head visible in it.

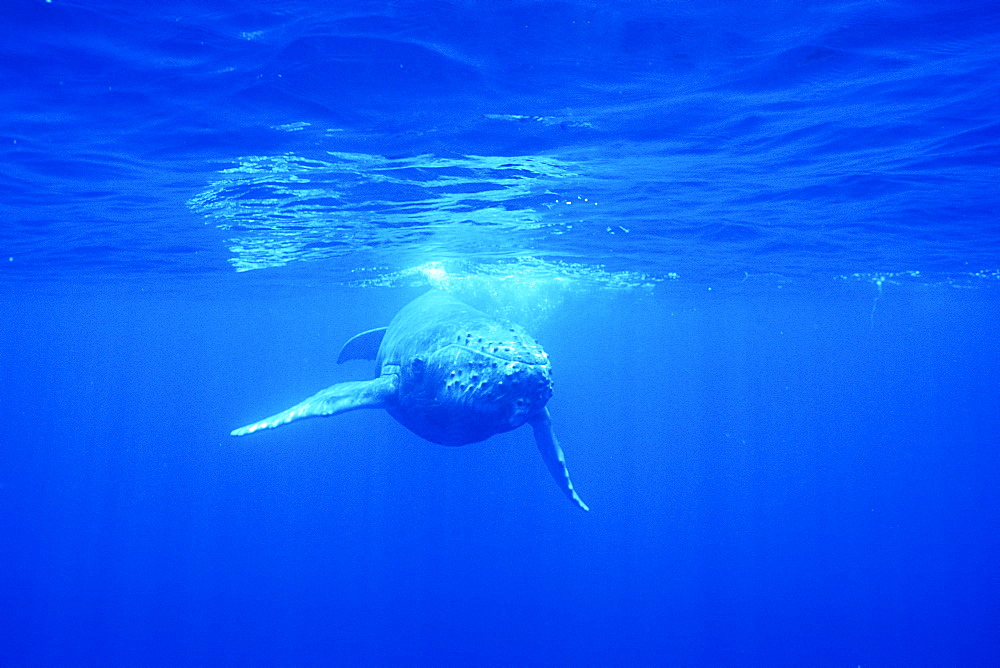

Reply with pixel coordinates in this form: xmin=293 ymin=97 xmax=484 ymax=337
xmin=448 ymin=321 xmax=548 ymax=366
xmin=482 ymin=358 xmax=553 ymax=416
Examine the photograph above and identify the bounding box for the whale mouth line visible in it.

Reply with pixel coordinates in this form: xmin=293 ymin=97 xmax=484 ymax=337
xmin=439 ymin=343 xmax=547 ymax=365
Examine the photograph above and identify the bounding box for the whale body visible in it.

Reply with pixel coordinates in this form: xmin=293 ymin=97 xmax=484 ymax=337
xmin=231 ymin=290 xmax=588 ymax=510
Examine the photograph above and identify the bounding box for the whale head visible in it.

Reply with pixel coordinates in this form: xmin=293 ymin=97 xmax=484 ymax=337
xmin=390 ymin=325 xmax=553 ymax=446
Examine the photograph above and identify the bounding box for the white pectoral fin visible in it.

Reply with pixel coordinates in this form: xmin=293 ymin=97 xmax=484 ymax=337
xmin=231 ymin=375 xmax=397 ymax=436
xmin=529 ymin=408 xmax=589 ymax=511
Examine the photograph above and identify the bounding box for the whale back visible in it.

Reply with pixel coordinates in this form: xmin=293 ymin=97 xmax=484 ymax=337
xmin=378 ymin=291 xmax=553 ymax=446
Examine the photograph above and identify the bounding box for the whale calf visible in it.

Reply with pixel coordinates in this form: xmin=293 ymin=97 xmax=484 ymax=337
xmin=232 ymin=290 xmax=588 ymax=510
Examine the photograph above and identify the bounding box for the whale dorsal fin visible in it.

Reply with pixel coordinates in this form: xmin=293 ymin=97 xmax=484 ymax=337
xmin=337 ymin=326 xmax=388 ymax=363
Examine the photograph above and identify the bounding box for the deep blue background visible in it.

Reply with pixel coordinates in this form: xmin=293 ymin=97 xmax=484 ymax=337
xmin=2 ymin=0 xmax=1000 ymax=665
xmin=2 ymin=280 xmax=998 ymax=665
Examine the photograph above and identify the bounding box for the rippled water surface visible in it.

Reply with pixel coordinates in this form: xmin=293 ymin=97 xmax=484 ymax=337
xmin=2 ymin=0 xmax=997 ymax=288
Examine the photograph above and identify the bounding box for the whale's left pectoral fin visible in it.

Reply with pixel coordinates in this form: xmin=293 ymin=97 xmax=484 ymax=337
xmin=529 ymin=408 xmax=589 ymax=511
xmin=231 ymin=375 xmax=398 ymax=436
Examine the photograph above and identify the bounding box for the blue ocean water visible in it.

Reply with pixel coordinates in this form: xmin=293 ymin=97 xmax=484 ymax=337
xmin=1 ymin=0 xmax=998 ymax=665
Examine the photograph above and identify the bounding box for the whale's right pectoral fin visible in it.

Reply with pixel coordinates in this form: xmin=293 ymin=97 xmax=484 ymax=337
xmin=231 ymin=375 xmax=397 ymax=436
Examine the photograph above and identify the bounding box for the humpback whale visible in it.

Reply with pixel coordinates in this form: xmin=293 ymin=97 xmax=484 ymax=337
xmin=231 ymin=290 xmax=588 ymax=510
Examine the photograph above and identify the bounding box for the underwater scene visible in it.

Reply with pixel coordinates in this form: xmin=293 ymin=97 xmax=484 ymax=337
xmin=2 ymin=1 xmax=998 ymax=665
